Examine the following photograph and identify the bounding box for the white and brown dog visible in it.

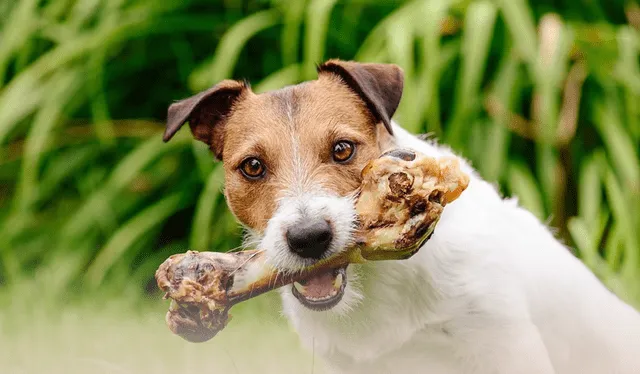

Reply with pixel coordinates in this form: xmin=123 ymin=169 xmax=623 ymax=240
xmin=163 ymin=60 xmax=640 ymax=374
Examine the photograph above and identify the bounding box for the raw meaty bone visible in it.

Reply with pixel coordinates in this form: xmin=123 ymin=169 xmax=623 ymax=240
xmin=155 ymin=149 xmax=470 ymax=343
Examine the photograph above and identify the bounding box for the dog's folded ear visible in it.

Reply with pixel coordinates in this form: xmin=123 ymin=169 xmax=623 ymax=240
xmin=317 ymin=59 xmax=404 ymax=135
xmin=163 ymin=80 xmax=250 ymax=160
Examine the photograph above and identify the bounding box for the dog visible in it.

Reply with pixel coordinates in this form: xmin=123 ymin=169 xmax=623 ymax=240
xmin=163 ymin=59 xmax=640 ymax=374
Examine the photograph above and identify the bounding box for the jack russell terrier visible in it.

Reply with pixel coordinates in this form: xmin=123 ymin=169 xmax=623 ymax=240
xmin=163 ymin=59 xmax=640 ymax=374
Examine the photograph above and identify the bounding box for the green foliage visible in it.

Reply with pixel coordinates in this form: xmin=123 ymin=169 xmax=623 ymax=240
xmin=0 ymin=0 xmax=639 ymax=308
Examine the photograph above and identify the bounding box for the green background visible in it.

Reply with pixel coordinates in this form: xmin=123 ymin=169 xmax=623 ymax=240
xmin=1 ymin=0 xmax=639 ymax=373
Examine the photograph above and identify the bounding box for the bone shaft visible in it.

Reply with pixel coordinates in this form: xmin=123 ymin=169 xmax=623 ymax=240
xmin=226 ymin=272 xmax=298 ymax=305
xmin=226 ymin=250 xmax=357 ymax=305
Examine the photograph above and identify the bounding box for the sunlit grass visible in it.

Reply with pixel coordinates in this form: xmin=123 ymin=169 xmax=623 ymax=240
xmin=0 ymin=287 xmax=323 ymax=374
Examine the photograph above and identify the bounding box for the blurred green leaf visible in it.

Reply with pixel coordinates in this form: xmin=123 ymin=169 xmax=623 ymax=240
xmin=189 ymin=10 xmax=281 ymax=90
xmin=536 ymin=144 xmax=558 ymax=218
xmin=593 ymin=98 xmax=640 ymax=192
xmin=190 ymin=165 xmax=226 ymax=251
xmin=13 ymin=69 xmax=82 ymax=214
xmin=508 ymin=161 xmax=546 ymax=220
xmin=87 ymin=48 xmax=115 ymax=145
xmin=604 ymin=169 xmax=639 ymax=280
xmin=60 ymin=132 xmax=190 ymax=243
xmin=568 ymin=217 xmax=598 ymax=269
xmin=480 ymin=51 xmax=518 ymax=182
xmin=577 ymin=151 xmax=605 ymax=227
xmin=605 ymin=223 xmax=624 ymax=272
xmin=277 ymin=0 xmax=306 ymax=66
xmin=302 ymin=0 xmax=339 ymax=80
xmin=191 ymin=140 xmax=216 ymax=181
xmin=37 ymin=145 xmax=101 ymax=206
xmin=496 ymin=0 xmax=538 ymax=67
xmin=402 ymin=0 xmax=451 ymax=134
xmin=254 ymin=64 xmax=302 ymax=93
xmin=355 ymin=0 xmax=418 ymax=62
xmin=85 ymin=190 xmax=191 ymax=288
xmin=447 ymin=0 xmax=497 ymax=147
xmin=614 ymin=26 xmax=640 ymax=96
xmin=0 ymin=5 xmax=184 ymax=145
xmin=0 ymin=0 xmax=38 ymax=83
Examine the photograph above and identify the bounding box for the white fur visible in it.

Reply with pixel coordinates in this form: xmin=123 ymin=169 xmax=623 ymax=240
xmin=262 ymin=121 xmax=640 ymax=374
xmin=262 ymin=191 xmax=358 ymax=273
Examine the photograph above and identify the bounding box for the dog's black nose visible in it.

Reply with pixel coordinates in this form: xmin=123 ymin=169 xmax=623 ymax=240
xmin=381 ymin=149 xmax=416 ymax=161
xmin=286 ymin=219 xmax=333 ymax=259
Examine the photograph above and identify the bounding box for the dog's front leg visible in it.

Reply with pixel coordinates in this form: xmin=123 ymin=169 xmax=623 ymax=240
xmin=458 ymin=322 xmax=556 ymax=374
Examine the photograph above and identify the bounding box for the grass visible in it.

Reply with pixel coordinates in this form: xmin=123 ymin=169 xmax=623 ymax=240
xmin=1 ymin=289 xmax=323 ymax=374
xmin=0 ymin=0 xmax=639 ymax=371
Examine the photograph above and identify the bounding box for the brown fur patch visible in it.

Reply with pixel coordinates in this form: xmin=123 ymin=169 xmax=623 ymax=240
xmin=163 ymin=60 xmax=404 ymax=234
xmin=222 ymin=75 xmax=385 ymax=231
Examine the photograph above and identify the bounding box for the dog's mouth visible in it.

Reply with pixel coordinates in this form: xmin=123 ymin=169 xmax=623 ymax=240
xmin=291 ymin=265 xmax=347 ymax=311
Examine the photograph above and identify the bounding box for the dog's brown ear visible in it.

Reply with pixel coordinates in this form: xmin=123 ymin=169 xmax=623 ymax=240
xmin=317 ymin=59 xmax=404 ymax=135
xmin=164 ymin=80 xmax=249 ymax=159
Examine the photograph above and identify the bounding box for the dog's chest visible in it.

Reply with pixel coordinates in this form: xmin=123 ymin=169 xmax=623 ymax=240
xmin=317 ymin=324 xmax=462 ymax=374
xmin=283 ymin=259 xmax=465 ymax=373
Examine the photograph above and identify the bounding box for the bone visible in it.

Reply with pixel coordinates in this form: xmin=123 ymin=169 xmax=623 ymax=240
xmin=155 ymin=149 xmax=470 ymax=342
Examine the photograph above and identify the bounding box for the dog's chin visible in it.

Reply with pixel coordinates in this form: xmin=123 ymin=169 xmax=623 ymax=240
xmin=291 ymin=265 xmax=348 ymax=311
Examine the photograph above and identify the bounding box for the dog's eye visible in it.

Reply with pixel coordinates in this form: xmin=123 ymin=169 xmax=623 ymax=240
xmin=239 ymin=157 xmax=266 ymax=180
xmin=332 ymin=141 xmax=355 ymax=163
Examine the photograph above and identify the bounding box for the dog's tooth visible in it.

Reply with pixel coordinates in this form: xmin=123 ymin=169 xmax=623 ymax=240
xmin=334 ymin=273 xmax=343 ymax=289
xmin=293 ymin=282 xmax=306 ymax=294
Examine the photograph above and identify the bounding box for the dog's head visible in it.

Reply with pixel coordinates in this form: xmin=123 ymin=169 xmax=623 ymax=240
xmin=164 ymin=59 xmax=403 ymax=312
